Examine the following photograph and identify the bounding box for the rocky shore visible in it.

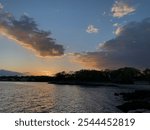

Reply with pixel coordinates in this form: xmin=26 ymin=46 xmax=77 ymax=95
xmin=115 ymin=90 xmax=150 ymax=112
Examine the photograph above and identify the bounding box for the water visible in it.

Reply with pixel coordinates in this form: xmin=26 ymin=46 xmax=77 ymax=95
xmin=0 ymin=82 xmax=133 ymax=113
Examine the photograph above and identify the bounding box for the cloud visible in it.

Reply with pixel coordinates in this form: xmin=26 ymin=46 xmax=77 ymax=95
xmin=114 ymin=25 xmax=123 ymax=35
xmin=0 ymin=3 xmax=3 ymax=10
xmin=86 ymin=25 xmax=99 ymax=33
xmin=111 ymin=0 xmax=135 ymax=18
xmin=75 ymin=18 xmax=150 ymax=69
xmin=0 ymin=9 xmax=64 ymax=57
xmin=113 ymin=23 xmax=123 ymax=35
xmin=113 ymin=23 xmax=120 ymax=27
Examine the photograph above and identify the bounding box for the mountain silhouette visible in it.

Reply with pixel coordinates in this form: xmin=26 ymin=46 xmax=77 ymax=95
xmin=0 ymin=69 xmax=24 ymax=76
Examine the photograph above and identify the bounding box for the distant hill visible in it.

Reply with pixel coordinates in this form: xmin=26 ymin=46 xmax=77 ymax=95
xmin=0 ymin=69 xmax=24 ymax=76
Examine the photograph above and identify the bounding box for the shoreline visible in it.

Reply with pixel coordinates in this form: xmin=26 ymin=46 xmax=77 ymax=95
xmin=1 ymin=80 xmax=150 ymax=90
xmin=48 ymin=80 xmax=150 ymax=90
xmin=115 ymin=90 xmax=150 ymax=112
xmin=48 ymin=81 xmax=120 ymax=87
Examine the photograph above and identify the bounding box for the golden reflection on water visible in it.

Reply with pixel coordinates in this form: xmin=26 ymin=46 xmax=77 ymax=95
xmin=0 ymin=82 xmax=56 ymax=112
xmin=0 ymin=82 xmax=131 ymax=112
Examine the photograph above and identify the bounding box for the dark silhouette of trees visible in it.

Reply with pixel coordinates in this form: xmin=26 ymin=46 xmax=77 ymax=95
xmin=53 ymin=67 xmax=150 ymax=84
xmin=0 ymin=67 xmax=150 ymax=84
xmin=110 ymin=67 xmax=141 ymax=84
xmin=143 ymin=69 xmax=150 ymax=82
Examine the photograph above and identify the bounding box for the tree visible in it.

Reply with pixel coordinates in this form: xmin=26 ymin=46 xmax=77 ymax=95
xmin=143 ymin=69 xmax=150 ymax=81
xmin=110 ymin=67 xmax=141 ymax=84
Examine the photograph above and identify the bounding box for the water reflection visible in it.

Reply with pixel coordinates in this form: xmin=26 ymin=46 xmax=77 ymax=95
xmin=0 ymin=82 xmax=56 ymax=112
xmin=0 ymin=82 xmax=131 ymax=112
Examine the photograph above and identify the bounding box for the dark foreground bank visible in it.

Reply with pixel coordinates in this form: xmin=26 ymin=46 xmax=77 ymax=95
xmin=115 ymin=90 xmax=150 ymax=112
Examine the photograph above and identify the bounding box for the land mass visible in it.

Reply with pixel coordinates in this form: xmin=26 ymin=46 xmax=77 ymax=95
xmin=0 ymin=69 xmax=24 ymax=76
xmin=0 ymin=67 xmax=150 ymax=85
xmin=0 ymin=67 xmax=150 ymax=113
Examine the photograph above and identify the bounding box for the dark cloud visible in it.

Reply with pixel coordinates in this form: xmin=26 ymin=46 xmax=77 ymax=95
xmin=75 ymin=18 xmax=150 ymax=69
xmin=0 ymin=9 xmax=64 ymax=57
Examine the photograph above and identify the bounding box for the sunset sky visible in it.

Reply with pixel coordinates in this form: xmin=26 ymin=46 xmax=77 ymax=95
xmin=0 ymin=0 xmax=150 ymax=75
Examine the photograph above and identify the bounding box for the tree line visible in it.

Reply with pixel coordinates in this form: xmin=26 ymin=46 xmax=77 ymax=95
xmin=53 ymin=67 xmax=150 ymax=84
xmin=0 ymin=67 xmax=150 ymax=84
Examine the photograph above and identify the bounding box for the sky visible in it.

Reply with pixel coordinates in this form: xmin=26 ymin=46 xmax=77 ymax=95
xmin=0 ymin=0 xmax=150 ymax=75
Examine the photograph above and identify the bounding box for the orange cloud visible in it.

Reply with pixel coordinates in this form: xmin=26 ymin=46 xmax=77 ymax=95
xmin=0 ymin=9 xmax=64 ymax=57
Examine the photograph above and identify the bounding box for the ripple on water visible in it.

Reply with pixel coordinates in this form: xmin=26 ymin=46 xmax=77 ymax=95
xmin=0 ymin=82 xmax=133 ymax=112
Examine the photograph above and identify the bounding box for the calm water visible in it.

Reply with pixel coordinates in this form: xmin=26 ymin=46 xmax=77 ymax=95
xmin=0 ymin=82 xmax=133 ymax=113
